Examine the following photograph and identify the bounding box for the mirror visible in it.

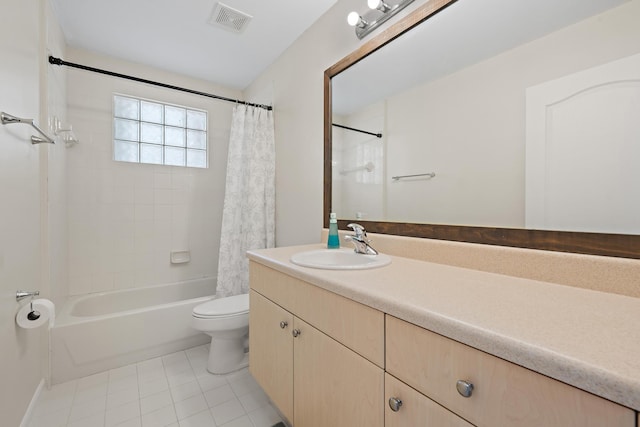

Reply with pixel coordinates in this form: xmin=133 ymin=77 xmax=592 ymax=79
xmin=325 ymin=0 xmax=640 ymax=259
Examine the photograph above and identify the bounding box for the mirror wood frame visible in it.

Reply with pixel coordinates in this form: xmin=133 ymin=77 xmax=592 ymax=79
xmin=323 ymin=0 xmax=640 ymax=260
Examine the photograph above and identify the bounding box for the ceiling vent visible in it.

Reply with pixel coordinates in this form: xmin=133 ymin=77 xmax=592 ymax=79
xmin=209 ymin=2 xmax=253 ymax=34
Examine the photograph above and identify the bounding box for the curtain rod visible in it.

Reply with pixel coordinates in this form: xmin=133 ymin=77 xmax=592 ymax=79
xmin=48 ymin=56 xmax=272 ymax=111
xmin=332 ymin=123 xmax=382 ymax=138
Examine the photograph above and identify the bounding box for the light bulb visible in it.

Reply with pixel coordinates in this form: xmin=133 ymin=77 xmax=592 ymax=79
xmin=368 ymin=0 xmax=391 ymax=12
xmin=347 ymin=11 xmax=361 ymax=27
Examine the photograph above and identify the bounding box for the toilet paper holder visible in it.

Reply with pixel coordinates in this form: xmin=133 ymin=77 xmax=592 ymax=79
xmin=16 ymin=290 xmax=40 ymax=302
xmin=16 ymin=290 xmax=42 ymax=321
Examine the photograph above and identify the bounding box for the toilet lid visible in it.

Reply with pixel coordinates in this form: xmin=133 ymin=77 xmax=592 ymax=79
xmin=193 ymin=293 xmax=249 ymax=318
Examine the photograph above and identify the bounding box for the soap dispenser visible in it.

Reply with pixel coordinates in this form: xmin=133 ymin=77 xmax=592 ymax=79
xmin=327 ymin=212 xmax=340 ymax=249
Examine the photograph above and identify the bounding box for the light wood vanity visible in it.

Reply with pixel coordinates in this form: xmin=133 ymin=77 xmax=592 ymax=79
xmin=248 ymin=245 xmax=640 ymax=426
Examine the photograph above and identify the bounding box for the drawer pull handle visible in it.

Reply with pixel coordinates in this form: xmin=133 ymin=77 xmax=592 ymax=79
xmin=456 ymin=380 xmax=474 ymax=397
xmin=292 ymin=329 xmax=301 ymax=338
xmin=279 ymin=321 xmax=288 ymax=329
xmin=388 ymin=397 xmax=403 ymax=412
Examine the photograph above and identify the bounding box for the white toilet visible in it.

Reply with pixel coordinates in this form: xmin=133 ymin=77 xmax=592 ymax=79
xmin=191 ymin=293 xmax=250 ymax=374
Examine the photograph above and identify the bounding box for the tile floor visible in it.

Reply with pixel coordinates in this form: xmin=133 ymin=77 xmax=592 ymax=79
xmin=29 ymin=345 xmax=285 ymax=427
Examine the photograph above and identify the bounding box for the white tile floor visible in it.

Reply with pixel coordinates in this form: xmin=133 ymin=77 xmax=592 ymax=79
xmin=29 ymin=345 xmax=284 ymax=427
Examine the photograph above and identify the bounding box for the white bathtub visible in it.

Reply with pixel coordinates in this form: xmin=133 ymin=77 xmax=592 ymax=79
xmin=51 ymin=278 xmax=214 ymax=384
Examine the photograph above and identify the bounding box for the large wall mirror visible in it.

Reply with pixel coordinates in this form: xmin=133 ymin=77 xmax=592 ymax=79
xmin=324 ymin=0 xmax=640 ymax=259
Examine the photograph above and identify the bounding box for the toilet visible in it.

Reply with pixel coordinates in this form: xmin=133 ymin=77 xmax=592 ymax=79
xmin=191 ymin=293 xmax=250 ymax=374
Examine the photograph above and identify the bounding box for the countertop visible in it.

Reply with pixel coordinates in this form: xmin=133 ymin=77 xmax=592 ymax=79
xmin=247 ymin=244 xmax=640 ymax=411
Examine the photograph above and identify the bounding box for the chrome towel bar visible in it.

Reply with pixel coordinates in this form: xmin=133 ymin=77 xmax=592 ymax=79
xmin=1 ymin=111 xmax=55 ymax=144
xmin=392 ymin=172 xmax=436 ymax=181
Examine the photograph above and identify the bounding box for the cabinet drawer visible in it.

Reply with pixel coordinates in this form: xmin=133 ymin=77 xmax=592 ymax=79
xmin=386 ymin=373 xmax=473 ymax=427
xmin=386 ymin=315 xmax=634 ymax=427
xmin=250 ymin=262 xmax=384 ymax=367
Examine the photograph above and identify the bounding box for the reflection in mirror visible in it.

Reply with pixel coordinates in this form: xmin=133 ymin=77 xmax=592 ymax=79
xmin=331 ymin=0 xmax=639 ymax=238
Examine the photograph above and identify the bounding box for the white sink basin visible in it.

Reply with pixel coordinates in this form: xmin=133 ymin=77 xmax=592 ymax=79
xmin=290 ymin=249 xmax=391 ymax=270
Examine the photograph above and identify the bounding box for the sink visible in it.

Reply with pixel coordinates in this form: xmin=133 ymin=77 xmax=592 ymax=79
xmin=290 ymin=249 xmax=391 ymax=270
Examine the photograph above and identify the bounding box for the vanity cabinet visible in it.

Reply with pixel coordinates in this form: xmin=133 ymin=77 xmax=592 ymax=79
xmin=249 ymin=262 xmax=385 ymax=427
xmin=386 ymin=315 xmax=635 ymax=427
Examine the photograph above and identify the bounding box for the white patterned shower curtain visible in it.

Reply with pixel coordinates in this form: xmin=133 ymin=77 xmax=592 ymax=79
xmin=216 ymin=105 xmax=275 ymax=297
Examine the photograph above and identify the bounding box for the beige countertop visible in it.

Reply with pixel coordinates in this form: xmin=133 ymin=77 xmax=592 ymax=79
xmin=247 ymin=244 xmax=640 ymax=411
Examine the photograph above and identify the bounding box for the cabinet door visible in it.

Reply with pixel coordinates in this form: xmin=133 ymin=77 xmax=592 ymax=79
xmin=294 ymin=317 xmax=384 ymax=427
xmin=385 ymin=374 xmax=474 ymax=427
xmin=249 ymin=290 xmax=294 ymax=422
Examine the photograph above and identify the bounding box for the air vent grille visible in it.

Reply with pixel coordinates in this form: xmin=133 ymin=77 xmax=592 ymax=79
xmin=209 ymin=2 xmax=253 ymax=34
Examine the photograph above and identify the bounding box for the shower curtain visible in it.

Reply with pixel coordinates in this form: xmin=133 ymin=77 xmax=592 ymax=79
xmin=216 ymin=105 xmax=275 ymax=297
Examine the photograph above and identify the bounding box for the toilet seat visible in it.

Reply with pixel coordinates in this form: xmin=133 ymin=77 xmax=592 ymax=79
xmin=193 ymin=293 xmax=249 ymax=319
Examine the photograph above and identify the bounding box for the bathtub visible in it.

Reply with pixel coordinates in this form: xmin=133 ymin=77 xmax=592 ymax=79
xmin=51 ymin=278 xmax=214 ymax=384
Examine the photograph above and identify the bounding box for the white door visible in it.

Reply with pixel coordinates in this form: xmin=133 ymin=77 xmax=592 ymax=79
xmin=526 ymin=53 xmax=640 ymax=234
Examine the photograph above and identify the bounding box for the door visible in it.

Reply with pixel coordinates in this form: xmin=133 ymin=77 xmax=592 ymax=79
xmin=526 ymin=53 xmax=640 ymax=233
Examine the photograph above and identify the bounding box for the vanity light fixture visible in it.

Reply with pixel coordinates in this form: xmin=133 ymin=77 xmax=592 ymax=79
xmin=347 ymin=0 xmax=415 ymax=39
xmin=368 ymin=0 xmax=392 ymax=13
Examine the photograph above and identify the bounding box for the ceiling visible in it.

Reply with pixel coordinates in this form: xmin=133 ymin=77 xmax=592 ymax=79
xmin=50 ymin=0 xmax=337 ymax=90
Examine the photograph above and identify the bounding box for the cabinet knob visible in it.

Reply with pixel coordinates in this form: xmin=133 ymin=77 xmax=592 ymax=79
xmin=292 ymin=329 xmax=301 ymax=338
xmin=388 ymin=397 xmax=403 ymax=412
xmin=456 ymin=380 xmax=474 ymax=398
xmin=279 ymin=321 xmax=288 ymax=329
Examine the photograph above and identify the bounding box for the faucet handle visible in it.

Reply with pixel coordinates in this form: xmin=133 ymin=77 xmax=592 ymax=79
xmin=347 ymin=223 xmax=366 ymax=239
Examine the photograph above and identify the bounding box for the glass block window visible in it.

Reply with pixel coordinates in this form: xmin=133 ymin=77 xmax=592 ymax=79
xmin=113 ymin=95 xmax=208 ymax=168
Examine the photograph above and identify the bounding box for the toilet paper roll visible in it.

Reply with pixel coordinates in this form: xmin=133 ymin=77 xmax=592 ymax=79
xmin=16 ymin=299 xmax=55 ymax=329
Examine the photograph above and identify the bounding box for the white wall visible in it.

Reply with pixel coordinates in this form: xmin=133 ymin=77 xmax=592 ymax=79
xmin=0 ymin=0 xmax=63 ymax=424
xmin=65 ymin=48 xmax=240 ymax=294
xmin=43 ymin=0 xmax=69 ymax=313
xmin=244 ymin=0 xmax=423 ymax=246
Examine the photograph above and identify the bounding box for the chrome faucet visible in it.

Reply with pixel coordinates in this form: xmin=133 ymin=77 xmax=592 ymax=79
xmin=345 ymin=223 xmax=378 ymax=255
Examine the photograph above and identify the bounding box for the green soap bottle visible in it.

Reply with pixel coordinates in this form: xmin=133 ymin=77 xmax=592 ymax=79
xmin=327 ymin=212 xmax=340 ymax=249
